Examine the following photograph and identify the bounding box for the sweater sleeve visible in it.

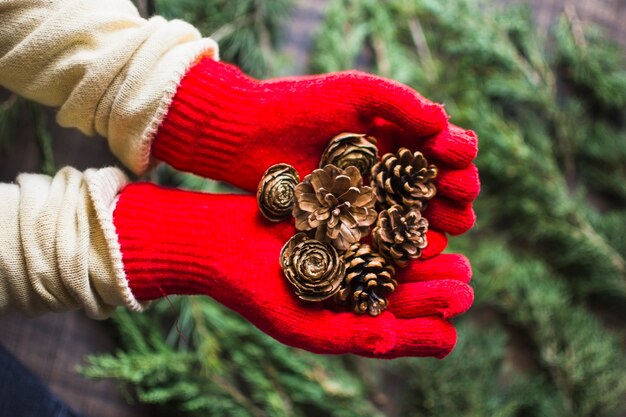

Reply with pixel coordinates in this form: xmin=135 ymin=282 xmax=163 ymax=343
xmin=0 ymin=0 xmax=219 ymax=174
xmin=0 ymin=167 xmax=145 ymax=319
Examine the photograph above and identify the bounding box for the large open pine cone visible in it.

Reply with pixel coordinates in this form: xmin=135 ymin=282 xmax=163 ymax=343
xmin=334 ymin=242 xmax=397 ymax=316
xmin=280 ymin=233 xmax=345 ymax=301
xmin=372 ymin=205 xmax=428 ymax=267
xmin=319 ymin=133 xmax=378 ymax=176
xmin=371 ymin=148 xmax=438 ymax=210
xmin=293 ymin=165 xmax=377 ymax=250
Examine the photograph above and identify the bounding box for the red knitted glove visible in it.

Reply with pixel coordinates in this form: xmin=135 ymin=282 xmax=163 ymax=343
xmin=153 ymin=58 xmax=479 ymax=235
xmin=114 ymin=184 xmax=474 ymax=358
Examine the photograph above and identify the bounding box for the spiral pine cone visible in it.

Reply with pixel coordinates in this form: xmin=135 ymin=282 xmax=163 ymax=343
xmin=257 ymin=163 xmax=300 ymax=221
xmin=371 ymin=148 xmax=438 ymax=210
xmin=334 ymin=242 xmax=397 ymax=316
xmin=320 ymin=133 xmax=379 ymax=176
xmin=372 ymin=205 xmax=428 ymax=267
xmin=280 ymin=233 xmax=345 ymax=301
xmin=293 ymin=165 xmax=377 ymax=251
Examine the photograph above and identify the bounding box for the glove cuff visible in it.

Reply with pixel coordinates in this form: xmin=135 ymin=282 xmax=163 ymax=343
xmin=113 ymin=183 xmax=217 ymax=300
xmin=152 ymin=58 xmax=258 ymax=180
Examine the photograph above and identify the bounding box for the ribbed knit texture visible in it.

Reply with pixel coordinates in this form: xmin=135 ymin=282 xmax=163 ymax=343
xmin=153 ymin=58 xmax=449 ymax=188
xmin=0 ymin=167 xmax=143 ymax=318
xmin=422 ymin=124 xmax=479 ymax=169
xmin=113 ymin=183 xmax=474 ymax=358
xmin=153 ymin=58 xmax=480 ymax=236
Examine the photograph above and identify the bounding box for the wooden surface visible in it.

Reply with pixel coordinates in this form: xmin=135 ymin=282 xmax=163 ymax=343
xmin=0 ymin=1 xmax=624 ymax=416
xmin=0 ymin=312 xmax=154 ymax=417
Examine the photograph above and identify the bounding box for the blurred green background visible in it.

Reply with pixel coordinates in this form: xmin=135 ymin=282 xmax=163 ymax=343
xmin=2 ymin=0 xmax=626 ymax=416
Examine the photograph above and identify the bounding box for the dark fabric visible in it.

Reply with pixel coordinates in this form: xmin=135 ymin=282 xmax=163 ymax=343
xmin=0 ymin=344 xmax=82 ymax=417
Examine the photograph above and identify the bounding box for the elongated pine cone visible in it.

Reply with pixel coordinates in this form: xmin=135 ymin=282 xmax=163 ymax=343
xmin=371 ymin=148 xmax=438 ymax=210
xmin=372 ymin=205 xmax=428 ymax=267
xmin=293 ymin=165 xmax=377 ymax=250
xmin=257 ymin=163 xmax=300 ymax=221
xmin=334 ymin=243 xmax=397 ymax=316
xmin=280 ymin=233 xmax=345 ymax=301
xmin=320 ymin=133 xmax=379 ymax=176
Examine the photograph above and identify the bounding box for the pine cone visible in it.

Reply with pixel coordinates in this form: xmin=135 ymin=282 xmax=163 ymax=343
xmin=257 ymin=163 xmax=300 ymax=221
xmin=334 ymin=243 xmax=397 ymax=316
xmin=371 ymin=148 xmax=438 ymax=210
xmin=320 ymin=132 xmax=379 ymax=176
xmin=372 ymin=205 xmax=428 ymax=267
xmin=293 ymin=164 xmax=377 ymax=251
xmin=280 ymin=233 xmax=345 ymax=301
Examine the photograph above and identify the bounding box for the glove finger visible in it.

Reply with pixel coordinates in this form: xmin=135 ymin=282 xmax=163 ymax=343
xmin=343 ymin=73 xmax=448 ymax=137
xmin=414 ymin=124 xmax=478 ymax=169
xmin=422 ymin=229 xmax=448 ymax=259
xmin=424 ymin=198 xmax=476 ymax=235
xmin=387 ymin=280 xmax=474 ymax=319
xmin=238 ymin=293 xmax=399 ymax=356
xmin=360 ymin=316 xmax=457 ymax=359
xmin=435 ymin=164 xmax=480 ymax=205
xmin=368 ymin=121 xmax=479 ymax=206
xmin=395 ymin=254 xmax=472 ymax=283
xmin=237 ymin=280 xmax=453 ymax=358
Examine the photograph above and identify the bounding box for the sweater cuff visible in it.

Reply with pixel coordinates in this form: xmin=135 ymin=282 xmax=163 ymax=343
xmin=113 ymin=37 xmax=220 ymax=175
xmin=85 ymin=168 xmax=147 ymax=314
xmin=0 ymin=167 xmax=145 ymax=319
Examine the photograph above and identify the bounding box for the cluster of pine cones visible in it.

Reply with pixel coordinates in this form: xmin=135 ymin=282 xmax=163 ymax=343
xmin=257 ymin=133 xmax=438 ymax=316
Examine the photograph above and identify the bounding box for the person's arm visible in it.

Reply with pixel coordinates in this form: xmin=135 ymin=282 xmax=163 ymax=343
xmin=0 ymin=167 xmax=144 ymax=319
xmin=0 ymin=0 xmax=218 ymax=174
xmin=0 ymin=166 xmax=473 ymax=358
xmin=0 ymin=0 xmax=479 ymax=358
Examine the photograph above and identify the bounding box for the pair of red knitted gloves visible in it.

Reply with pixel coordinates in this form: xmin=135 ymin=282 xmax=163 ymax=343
xmin=113 ymin=58 xmax=480 ymax=358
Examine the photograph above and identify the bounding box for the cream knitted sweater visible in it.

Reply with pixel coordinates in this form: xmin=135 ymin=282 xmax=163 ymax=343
xmin=0 ymin=0 xmax=219 ymax=318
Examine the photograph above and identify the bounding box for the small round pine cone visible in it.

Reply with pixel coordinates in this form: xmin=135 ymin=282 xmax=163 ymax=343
xmin=257 ymin=163 xmax=300 ymax=221
xmin=334 ymin=242 xmax=397 ymax=316
xmin=320 ymin=133 xmax=379 ymax=176
xmin=293 ymin=164 xmax=377 ymax=250
xmin=280 ymin=233 xmax=345 ymax=302
xmin=371 ymin=148 xmax=437 ymax=210
xmin=372 ymin=205 xmax=428 ymax=267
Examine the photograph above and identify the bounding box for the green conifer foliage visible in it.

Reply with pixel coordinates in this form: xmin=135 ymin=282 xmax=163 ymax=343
xmin=82 ymin=0 xmax=626 ymax=416
xmin=82 ymin=300 xmax=382 ymax=417
xmin=0 ymin=94 xmax=55 ymax=175
xmin=313 ymin=0 xmax=626 ymax=415
xmin=156 ymin=0 xmax=292 ymax=77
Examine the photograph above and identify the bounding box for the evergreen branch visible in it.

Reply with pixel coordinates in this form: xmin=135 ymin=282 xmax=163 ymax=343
xmin=265 ymin=363 xmax=295 ymax=417
xmin=577 ymin=213 xmax=626 ymax=275
xmin=33 ymin=107 xmax=55 ymax=176
xmin=209 ymin=373 xmax=269 ymax=417
xmin=0 ymin=93 xmax=21 ymax=153
xmin=85 ymin=298 xmax=382 ymax=417
xmin=563 ymin=2 xmax=587 ymax=50
xmin=407 ymin=17 xmax=436 ymax=83
xmin=0 ymin=94 xmax=17 ymax=112
xmin=189 ymin=298 xmax=222 ymax=372
xmin=253 ymin=0 xmax=275 ymax=65
xmin=371 ymin=36 xmax=391 ymax=78
xmin=210 ymin=15 xmax=254 ymax=43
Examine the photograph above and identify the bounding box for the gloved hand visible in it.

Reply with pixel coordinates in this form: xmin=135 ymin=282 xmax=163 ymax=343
xmin=152 ymin=58 xmax=479 ymax=235
xmin=113 ymin=184 xmax=473 ymax=358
